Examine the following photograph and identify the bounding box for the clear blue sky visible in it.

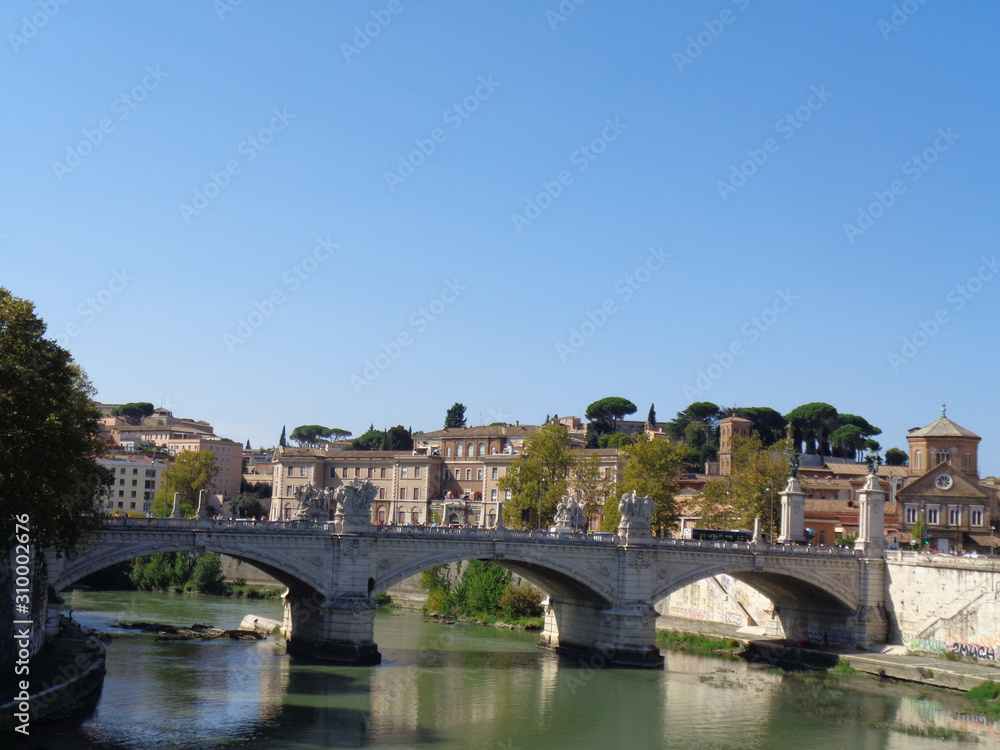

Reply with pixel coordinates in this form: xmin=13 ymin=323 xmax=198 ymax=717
xmin=3 ymin=1 xmax=998 ymax=472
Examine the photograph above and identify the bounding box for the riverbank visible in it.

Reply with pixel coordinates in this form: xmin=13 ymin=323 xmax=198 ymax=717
xmin=0 ymin=616 xmax=105 ymax=735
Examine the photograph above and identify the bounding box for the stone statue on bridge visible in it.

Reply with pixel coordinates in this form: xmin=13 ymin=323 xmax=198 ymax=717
xmin=553 ymin=496 xmax=587 ymax=531
xmin=866 ymin=449 xmax=882 ymax=476
xmin=294 ymin=482 xmax=332 ymax=522
xmin=333 ymin=479 xmax=378 ymax=531
xmin=617 ymin=491 xmax=654 ymax=535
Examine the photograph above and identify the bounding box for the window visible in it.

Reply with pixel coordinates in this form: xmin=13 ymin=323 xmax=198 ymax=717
xmin=937 ymin=450 xmax=951 ymax=464
xmin=399 ymin=487 xmax=407 ymax=500
xmin=411 ymin=510 xmax=420 ymax=523
xmin=401 ymin=467 xmax=408 ymax=479
xmin=446 ymin=447 xmax=452 ymax=457
xmin=380 ymin=467 xmax=387 ymax=478
xmin=905 ymin=506 xmax=918 ymax=524
xmin=504 ymin=490 xmax=511 ymax=500
xmin=354 ymin=468 xmax=360 ymax=477
xmin=301 ymin=467 xmax=307 ymax=477
xmin=330 ymin=467 xmax=336 ymax=478
xmin=379 ymin=487 xmax=386 ymax=499
xmin=132 ymin=479 xmax=137 ymax=486
xmin=413 ymin=487 xmax=420 ymax=501
xmin=926 ymin=506 xmax=940 ymax=525
xmin=466 ymin=469 xmax=472 ymax=480
xmin=914 ymin=451 xmax=922 ymax=470
xmin=491 ymin=467 xmax=498 ymax=480
xmin=342 ymin=467 xmax=348 ymax=478
xmin=119 ymin=479 xmax=125 ymax=486
xmin=971 ymin=508 xmax=984 ymax=526
xmin=286 ymin=485 xmax=292 ymax=495
xmin=118 ymin=490 xmax=124 ymax=498
xmin=948 ymin=506 xmax=961 ymax=526
xmin=467 ymin=443 xmax=474 ymax=458
xmin=477 ymin=469 xmax=483 ymax=480
xmin=133 ymin=468 xmax=138 ymax=475
xmin=367 ymin=467 xmax=374 ymax=478
xmin=457 ymin=444 xmax=464 ymax=457
xmin=414 ymin=467 xmax=421 ymax=479
xmin=398 ymin=511 xmax=407 ymax=524
xmin=965 ymin=453 xmax=973 ymax=471
xmin=444 ymin=469 xmax=451 ymax=480
xmin=491 ymin=488 xmax=497 ymax=501
xmin=130 ymin=491 xmax=136 ymax=498
xmin=479 ymin=443 xmax=485 ymax=456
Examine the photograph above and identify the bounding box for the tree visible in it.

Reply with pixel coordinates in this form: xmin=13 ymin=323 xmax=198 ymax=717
xmin=784 ymin=402 xmax=839 ymax=456
xmin=734 ymin=406 xmax=786 ymax=446
xmin=110 ymin=402 xmax=154 ymax=425
xmin=279 ymin=425 xmax=287 ymax=447
xmin=345 ymin=428 xmax=385 ymax=451
xmin=884 ymin=447 xmax=908 ymax=466
xmin=500 ymin=424 xmax=576 ymax=529
xmin=290 ymin=424 xmax=341 ymax=447
xmin=329 ymin=428 xmax=352 ymax=443
xmin=573 ymin=453 xmax=616 ymax=526
xmin=229 ymin=492 xmax=266 ymax=518
xmin=647 ymin=403 xmax=656 ymax=429
xmin=445 ymin=402 xmax=467 ymax=429
xmin=667 ymin=401 xmax=722 ymax=471
xmin=698 ymin=435 xmax=791 ymax=539
xmin=245 ymin=439 xmax=251 ymax=451
xmin=598 ymin=432 xmax=634 ymax=449
xmin=381 ymin=425 xmax=414 ymax=451
xmin=603 ymin=437 xmax=688 ymax=534
xmin=153 ymin=450 xmax=218 ymax=516
xmin=585 ymin=397 xmax=637 ymax=435
xmin=190 ymin=552 xmax=226 ymax=595
xmin=0 ymin=288 xmax=112 ymax=675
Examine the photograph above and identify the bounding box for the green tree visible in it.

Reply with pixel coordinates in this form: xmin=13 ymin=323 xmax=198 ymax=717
xmin=190 ymin=552 xmax=226 ymax=595
xmin=500 ymin=424 xmax=576 ymax=529
xmin=153 ymin=450 xmax=218 ymax=516
xmin=229 ymin=492 xmax=266 ymax=518
xmin=573 ymin=453 xmax=616 ymax=524
xmin=585 ymin=396 xmax=637 ymax=434
xmin=667 ymin=402 xmax=722 ymax=470
xmin=290 ymin=424 xmax=336 ymax=447
xmin=605 ymin=437 xmax=689 ymax=534
xmin=734 ymin=406 xmax=786 ymax=446
xmin=110 ymin=401 xmax=155 ymax=425
xmin=445 ymin=402 xmax=467 ymax=428
xmin=598 ymin=432 xmax=634 ymax=449
xmin=698 ymin=435 xmax=791 ymax=539
xmin=380 ymin=424 xmax=414 ymax=451
xmin=884 ymin=447 xmax=908 ymax=466
xmin=784 ymin=402 xmax=839 ymax=456
xmin=647 ymin=403 xmax=656 ymax=429
xmin=279 ymin=425 xmax=287 ymax=447
xmin=329 ymin=428 xmax=352 ymax=443
xmin=345 ymin=428 xmax=386 ymax=451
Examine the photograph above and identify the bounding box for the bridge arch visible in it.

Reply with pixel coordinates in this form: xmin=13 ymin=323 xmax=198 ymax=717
xmin=651 ymin=563 xmax=859 ymax=614
xmin=372 ymin=549 xmax=615 ymax=605
xmin=50 ymin=534 xmax=326 ymax=596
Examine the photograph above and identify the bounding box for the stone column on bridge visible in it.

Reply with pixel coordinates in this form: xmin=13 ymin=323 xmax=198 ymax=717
xmin=777 ymin=476 xmax=806 ymax=544
xmin=855 ymin=465 xmax=887 ymax=557
xmin=196 ymin=489 xmax=209 ymax=520
xmin=170 ymin=492 xmax=183 ymax=519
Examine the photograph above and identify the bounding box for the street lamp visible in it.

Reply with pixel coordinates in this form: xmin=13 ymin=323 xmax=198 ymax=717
xmin=768 ymin=481 xmax=774 ymax=546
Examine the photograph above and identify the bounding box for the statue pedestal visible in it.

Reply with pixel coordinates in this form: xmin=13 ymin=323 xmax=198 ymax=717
xmin=777 ymin=478 xmax=806 ymax=544
xmin=855 ymin=474 xmax=887 ymax=557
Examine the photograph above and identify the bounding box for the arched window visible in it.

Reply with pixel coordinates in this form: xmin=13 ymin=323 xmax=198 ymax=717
xmin=914 ymin=450 xmax=922 ymax=470
xmin=457 ymin=443 xmax=464 ymax=457
xmin=467 ymin=443 xmax=474 ymax=457
xmin=478 ymin=442 xmax=486 ymax=456
xmin=937 ymin=450 xmax=951 ymax=464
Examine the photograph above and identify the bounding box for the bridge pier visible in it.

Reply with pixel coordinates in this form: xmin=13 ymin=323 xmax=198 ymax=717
xmin=282 ymin=588 xmax=382 ymax=665
xmin=541 ymin=597 xmax=664 ymax=669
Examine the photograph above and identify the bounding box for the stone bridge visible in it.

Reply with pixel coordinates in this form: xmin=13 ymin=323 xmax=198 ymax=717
xmin=48 ymin=513 xmax=890 ymax=668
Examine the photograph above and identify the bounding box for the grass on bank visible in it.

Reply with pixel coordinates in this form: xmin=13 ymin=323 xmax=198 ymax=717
xmin=656 ymin=630 xmax=744 ymax=660
xmin=419 ymin=561 xmax=545 ymax=630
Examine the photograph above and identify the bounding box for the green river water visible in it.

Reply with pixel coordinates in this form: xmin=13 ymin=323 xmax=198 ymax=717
xmin=28 ymin=590 xmax=1000 ymax=749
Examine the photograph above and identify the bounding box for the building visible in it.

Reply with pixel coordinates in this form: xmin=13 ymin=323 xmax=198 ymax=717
xmin=98 ymin=455 xmax=167 ymax=515
xmin=165 ymin=436 xmax=243 ymax=508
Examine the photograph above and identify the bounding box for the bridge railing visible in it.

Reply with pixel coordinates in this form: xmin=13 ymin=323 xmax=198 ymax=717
xmin=100 ymin=517 xmax=330 ymax=533
xmin=371 ymin=526 xmax=619 ymax=543
xmin=650 ymin=537 xmax=862 ymax=557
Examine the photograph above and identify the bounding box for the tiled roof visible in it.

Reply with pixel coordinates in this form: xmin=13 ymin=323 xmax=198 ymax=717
xmin=909 ymin=416 xmax=980 ymax=439
xmin=416 ymin=425 xmax=540 ymax=439
xmin=823 ymin=464 xmax=909 ymax=477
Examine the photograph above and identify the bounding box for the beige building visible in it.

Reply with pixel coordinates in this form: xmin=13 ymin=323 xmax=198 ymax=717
xmin=99 ymin=455 xmax=168 ymax=515
xmin=165 ymin=436 xmax=243 ymax=507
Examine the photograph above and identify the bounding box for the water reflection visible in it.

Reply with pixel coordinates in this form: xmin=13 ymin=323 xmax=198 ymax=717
xmin=46 ymin=591 xmax=1000 ymax=749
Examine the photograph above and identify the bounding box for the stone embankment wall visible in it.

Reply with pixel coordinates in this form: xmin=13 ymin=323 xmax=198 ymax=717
xmin=887 ymin=555 xmax=1000 ymax=661
xmin=654 ymin=575 xmax=780 ymax=634
xmin=219 ymin=555 xmax=283 ymax=587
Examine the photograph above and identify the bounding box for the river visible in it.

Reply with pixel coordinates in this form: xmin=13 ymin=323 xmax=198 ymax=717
xmin=31 ymin=590 xmax=1000 ymax=749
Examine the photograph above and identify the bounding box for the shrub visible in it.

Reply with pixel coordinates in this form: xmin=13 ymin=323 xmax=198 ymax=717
xmin=500 ymin=583 xmax=543 ymax=619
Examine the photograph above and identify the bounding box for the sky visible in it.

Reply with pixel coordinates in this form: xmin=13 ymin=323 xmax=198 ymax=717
xmin=3 ymin=1 xmax=998 ymax=472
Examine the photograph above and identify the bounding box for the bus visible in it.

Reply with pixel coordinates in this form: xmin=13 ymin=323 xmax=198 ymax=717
xmin=682 ymin=528 xmax=754 ymax=543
